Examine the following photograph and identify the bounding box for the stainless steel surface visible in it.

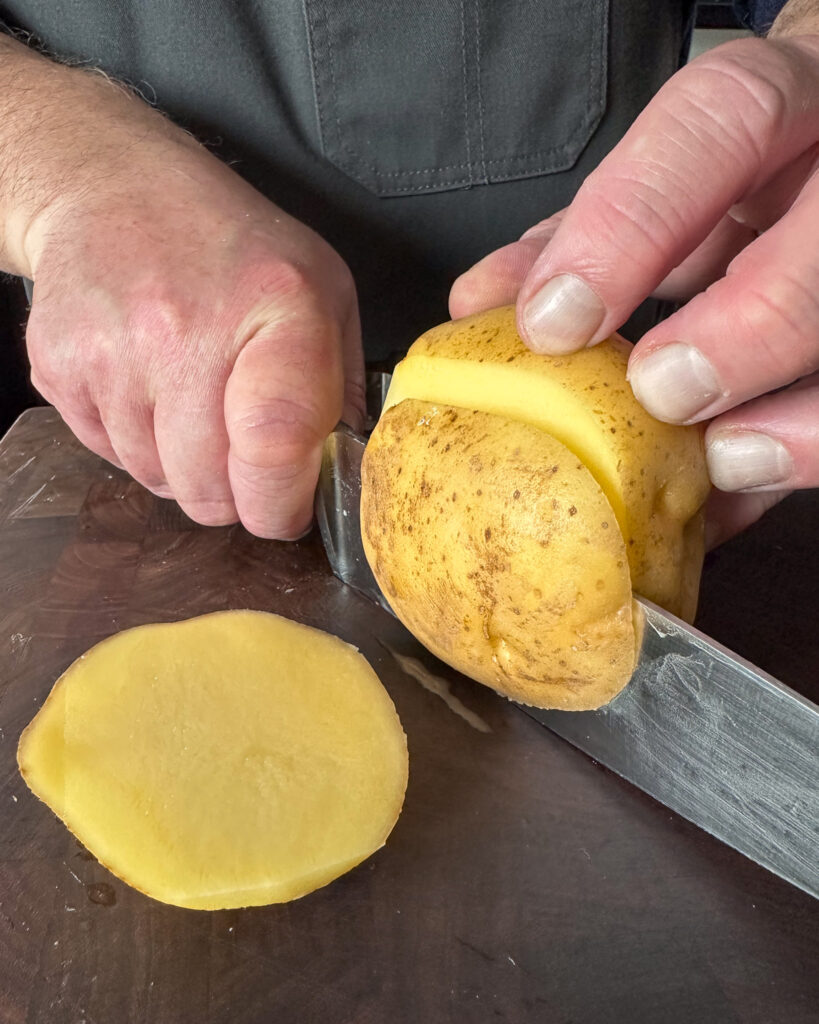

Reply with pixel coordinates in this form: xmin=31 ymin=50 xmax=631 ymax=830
xmin=317 ymin=421 xmax=819 ymax=899
xmin=315 ymin=424 xmax=392 ymax=614
xmin=531 ymin=602 xmax=819 ymax=900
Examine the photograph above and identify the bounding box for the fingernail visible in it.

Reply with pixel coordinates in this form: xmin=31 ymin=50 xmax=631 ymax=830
xmin=522 ymin=274 xmax=605 ymax=354
xmin=629 ymin=343 xmax=723 ymax=423
xmin=706 ymin=431 xmax=793 ymax=492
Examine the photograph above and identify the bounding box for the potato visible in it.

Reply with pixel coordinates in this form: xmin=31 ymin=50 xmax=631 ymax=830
xmin=364 ymin=403 xmax=636 ymax=709
xmin=361 ymin=306 xmax=710 ymax=710
xmin=18 ymin=611 xmax=408 ymax=910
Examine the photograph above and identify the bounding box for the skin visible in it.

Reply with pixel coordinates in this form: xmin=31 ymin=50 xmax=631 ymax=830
xmin=0 ymin=34 xmax=363 ymax=540
xmin=2 ymin=5 xmax=816 ymax=544
xmin=452 ymin=0 xmax=819 ymax=545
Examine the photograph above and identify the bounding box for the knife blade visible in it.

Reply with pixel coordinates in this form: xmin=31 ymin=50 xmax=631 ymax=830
xmin=315 ymin=410 xmax=819 ymax=900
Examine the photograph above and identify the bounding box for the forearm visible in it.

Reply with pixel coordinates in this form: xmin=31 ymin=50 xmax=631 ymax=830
xmin=0 ymin=33 xmax=192 ymax=277
xmin=770 ymin=0 xmax=819 ymax=35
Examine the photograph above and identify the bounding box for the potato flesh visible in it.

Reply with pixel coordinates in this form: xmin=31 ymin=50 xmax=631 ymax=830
xmin=18 ymin=611 xmax=408 ymax=910
xmin=362 ymin=402 xmax=637 ymax=710
xmin=385 ymin=306 xmax=709 ymax=618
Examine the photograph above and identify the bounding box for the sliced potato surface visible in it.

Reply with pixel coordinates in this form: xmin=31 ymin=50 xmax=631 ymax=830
xmin=18 ymin=610 xmax=408 ymax=910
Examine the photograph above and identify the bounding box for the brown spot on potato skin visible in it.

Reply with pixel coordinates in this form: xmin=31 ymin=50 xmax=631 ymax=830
xmin=361 ymin=396 xmax=636 ymax=709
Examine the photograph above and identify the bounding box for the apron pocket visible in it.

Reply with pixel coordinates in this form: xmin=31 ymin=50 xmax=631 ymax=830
xmin=304 ymin=0 xmax=609 ymax=196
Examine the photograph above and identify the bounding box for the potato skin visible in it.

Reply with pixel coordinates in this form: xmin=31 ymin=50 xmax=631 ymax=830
xmin=384 ymin=306 xmax=710 ymax=619
xmin=362 ymin=401 xmax=638 ymax=710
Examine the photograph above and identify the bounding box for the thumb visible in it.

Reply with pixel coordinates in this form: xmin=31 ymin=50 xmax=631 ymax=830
xmin=224 ymin=308 xmax=346 ymax=540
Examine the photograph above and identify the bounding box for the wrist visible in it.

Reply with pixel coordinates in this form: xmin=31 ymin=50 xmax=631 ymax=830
xmin=0 ymin=35 xmax=196 ymax=277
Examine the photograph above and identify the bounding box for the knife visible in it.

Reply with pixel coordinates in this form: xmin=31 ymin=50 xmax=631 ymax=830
xmin=315 ymin=384 xmax=819 ymax=901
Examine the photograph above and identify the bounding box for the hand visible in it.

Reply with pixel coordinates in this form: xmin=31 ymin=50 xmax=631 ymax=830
xmin=11 ymin=51 xmax=363 ymax=540
xmin=451 ymin=25 xmax=819 ymax=542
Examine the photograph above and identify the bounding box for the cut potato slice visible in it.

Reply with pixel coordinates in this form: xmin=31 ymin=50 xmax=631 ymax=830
xmin=18 ymin=610 xmax=408 ymax=910
xmin=362 ymin=401 xmax=638 ymax=710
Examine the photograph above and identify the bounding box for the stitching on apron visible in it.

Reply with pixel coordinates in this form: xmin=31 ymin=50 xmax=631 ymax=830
xmin=322 ymin=0 xmax=345 ymax=162
xmin=459 ymin=0 xmax=474 ymax=186
xmin=473 ymin=0 xmax=488 ymax=184
xmin=306 ymin=0 xmax=608 ymax=190
xmin=301 ymin=0 xmax=326 ymax=154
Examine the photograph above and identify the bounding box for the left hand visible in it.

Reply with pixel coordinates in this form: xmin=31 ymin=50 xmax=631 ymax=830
xmin=450 ymin=22 xmax=819 ymax=545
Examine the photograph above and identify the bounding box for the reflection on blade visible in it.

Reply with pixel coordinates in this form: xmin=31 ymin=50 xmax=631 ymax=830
xmin=528 ymin=601 xmax=819 ymax=900
xmin=315 ymin=425 xmax=392 ymax=613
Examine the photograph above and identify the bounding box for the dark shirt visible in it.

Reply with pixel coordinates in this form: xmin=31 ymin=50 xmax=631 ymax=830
xmin=0 ymin=2 xmax=713 ymax=357
xmin=735 ymin=0 xmax=788 ymax=32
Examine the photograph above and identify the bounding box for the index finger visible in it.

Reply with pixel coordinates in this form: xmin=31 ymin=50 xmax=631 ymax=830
xmin=516 ymin=35 xmax=819 ymax=354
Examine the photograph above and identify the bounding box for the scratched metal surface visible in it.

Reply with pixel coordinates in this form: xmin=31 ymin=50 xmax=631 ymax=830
xmin=2 ymin=408 xmax=819 ymax=1024
xmin=533 ymin=603 xmax=819 ymax=898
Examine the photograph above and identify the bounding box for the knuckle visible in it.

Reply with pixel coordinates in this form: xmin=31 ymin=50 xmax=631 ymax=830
xmin=247 ymin=258 xmax=318 ymax=308
xmin=227 ymin=397 xmax=324 ymax=469
xmin=734 ymin=279 xmax=819 ymax=380
xmin=124 ymin=287 xmax=192 ymax=355
xmin=683 ymin=42 xmax=798 ymax=160
xmin=575 ymin=174 xmax=677 ymax=276
xmin=246 ymin=245 xmax=354 ymax=320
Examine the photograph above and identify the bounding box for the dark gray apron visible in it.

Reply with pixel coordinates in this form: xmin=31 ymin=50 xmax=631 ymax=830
xmin=2 ymin=0 xmax=695 ymax=358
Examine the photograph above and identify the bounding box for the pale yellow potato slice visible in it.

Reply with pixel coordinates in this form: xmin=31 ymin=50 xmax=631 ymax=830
xmin=362 ymin=401 xmax=638 ymax=710
xmin=18 ymin=610 xmax=408 ymax=910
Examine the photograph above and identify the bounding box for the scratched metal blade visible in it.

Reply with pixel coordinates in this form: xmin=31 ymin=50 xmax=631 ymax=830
xmin=315 ymin=423 xmax=393 ymax=614
xmin=530 ymin=603 xmax=819 ymax=900
xmin=316 ymin=420 xmax=819 ymax=900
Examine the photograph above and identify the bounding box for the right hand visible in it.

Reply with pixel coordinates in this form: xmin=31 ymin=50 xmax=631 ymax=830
xmin=16 ymin=63 xmax=363 ymax=540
